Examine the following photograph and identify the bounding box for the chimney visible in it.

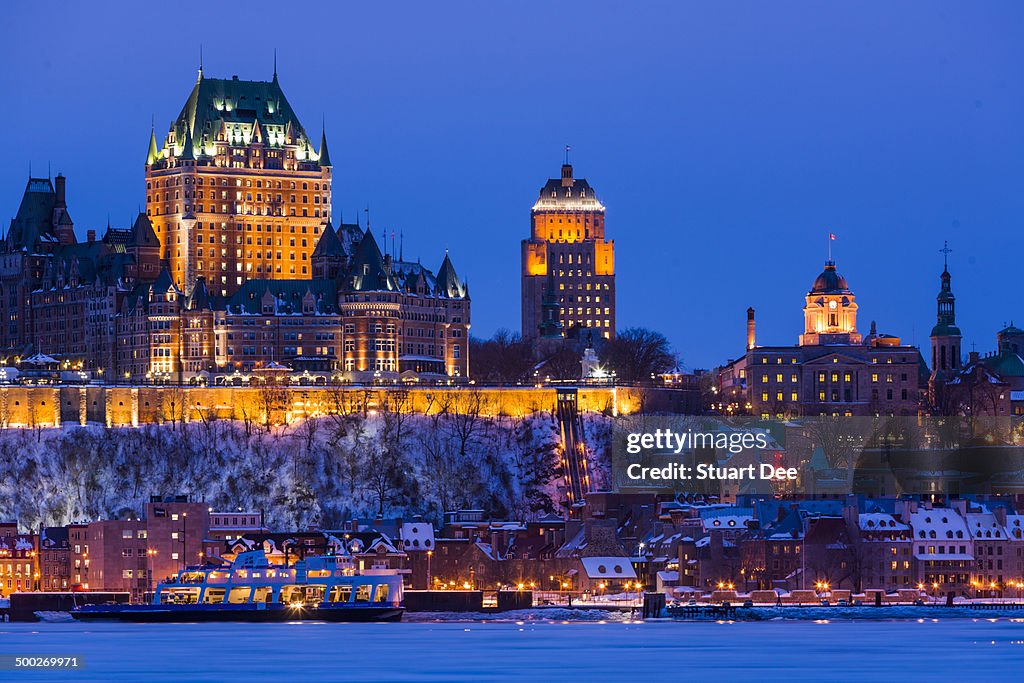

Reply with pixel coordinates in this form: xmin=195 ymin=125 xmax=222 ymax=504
xmin=746 ymin=308 xmax=756 ymax=350
xmin=561 ymin=163 xmax=573 ymax=188
xmin=87 ymin=230 xmax=95 ymax=243
xmin=969 ymin=350 xmax=980 ymax=364
xmin=54 ymin=174 xmax=66 ymax=208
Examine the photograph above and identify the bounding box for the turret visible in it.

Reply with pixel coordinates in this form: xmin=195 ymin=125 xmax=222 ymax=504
xmin=147 ymin=127 xmax=159 ymax=167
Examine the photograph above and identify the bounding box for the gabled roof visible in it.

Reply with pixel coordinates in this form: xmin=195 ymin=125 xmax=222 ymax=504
xmin=152 ymin=268 xmax=179 ymax=294
xmin=311 ymin=221 xmax=345 ymax=258
xmin=343 ymin=230 xmax=397 ymax=292
xmin=224 ymin=278 xmax=338 ymax=315
xmin=187 ymin=277 xmax=216 ymax=310
xmin=129 ymin=212 xmax=160 ymax=248
xmin=982 ymin=349 xmax=1024 ymax=378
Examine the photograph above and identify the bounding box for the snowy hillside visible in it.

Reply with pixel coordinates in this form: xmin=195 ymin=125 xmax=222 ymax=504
xmin=0 ymin=410 xmax=616 ymax=531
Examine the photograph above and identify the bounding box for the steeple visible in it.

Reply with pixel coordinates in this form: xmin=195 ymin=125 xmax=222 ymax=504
xmin=930 ymin=242 xmax=961 ymax=379
xmin=147 ymin=126 xmax=159 ymax=166
xmin=318 ymin=126 xmax=332 ymax=167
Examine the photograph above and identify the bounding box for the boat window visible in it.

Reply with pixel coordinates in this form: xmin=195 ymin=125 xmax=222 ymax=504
xmin=227 ymin=586 xmax=252 ymax=604
xmin=252 ymin=586 xmax=272 ymax=603
xmin=203 ymin=587 xmax=226 ymax=604
xmin=329 ymin=585 xmax=352 ymax=603
xmin=279 ymin=585 xmax=304 ymax=604
xmin=305 ymin=585 xmax=327 ymax=604
xmin=374 ymin=584 xmax=390 ymax=603
xmin=354 ymin=584 xmax=372 ymax=603
xmin=161 ymin=587 xmax=201 ymax=604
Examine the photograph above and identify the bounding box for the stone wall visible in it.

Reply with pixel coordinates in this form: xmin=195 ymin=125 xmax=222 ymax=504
xmin=0 ymin=385 xmax=649 ymax=427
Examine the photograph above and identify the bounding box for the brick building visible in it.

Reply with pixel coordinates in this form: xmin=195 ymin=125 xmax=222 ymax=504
xmin=522 ymin=160 xmax=615 ymax=343
xmin=1 ymin=68 xmax=469 ymax=385
xmin=146 ymin=67 xmax=332 ymax=297
xmin=720 ymin=257 xmax=927 ymax=417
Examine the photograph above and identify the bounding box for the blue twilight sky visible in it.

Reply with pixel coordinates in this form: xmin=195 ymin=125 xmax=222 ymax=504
xmin=1 ymin=2 xmax=1022 ymax=368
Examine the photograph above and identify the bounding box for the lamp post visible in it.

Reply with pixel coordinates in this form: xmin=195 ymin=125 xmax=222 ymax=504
xmin=147 ymin=548 xmax=157 ymax=599
xmin=426 ymin=550 xmax=432 ymax=589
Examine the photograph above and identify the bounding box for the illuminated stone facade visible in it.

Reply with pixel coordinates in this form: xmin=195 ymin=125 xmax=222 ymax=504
xmin=522 ymin=163 xmax=615 ymax=342
xmin=1 ymin=68 xmax=469 ymax=384
xmin=145 ymin=68 xmax=332 ymax=298
xmin=719 ymin=259 xmax=926 ymax=418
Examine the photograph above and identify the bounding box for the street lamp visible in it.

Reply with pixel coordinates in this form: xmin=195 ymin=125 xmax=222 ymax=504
xmin=147 ymin=548 xmax=157 ymax=599
xmin=426 ymin=550 xmax=432 ymax=589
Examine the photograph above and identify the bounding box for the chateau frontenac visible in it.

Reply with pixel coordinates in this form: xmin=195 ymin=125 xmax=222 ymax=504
xmin=0 ymin=68 xmax=470 ymax=384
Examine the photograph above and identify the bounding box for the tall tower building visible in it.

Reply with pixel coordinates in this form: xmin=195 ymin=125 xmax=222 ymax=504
xmin=929 ymin=245 xmax=961 ymax=383
xmin=799 ymin=260 xmax=861 ymax=346
xmin=521 ymin=160 xmax=615 ymax=343
xmin=145 ymin=66 xmax=332 ymax=297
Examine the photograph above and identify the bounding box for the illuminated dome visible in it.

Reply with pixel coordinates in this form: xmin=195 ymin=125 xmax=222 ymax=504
xmin=811 ymin=261 xmax=850 ymax=294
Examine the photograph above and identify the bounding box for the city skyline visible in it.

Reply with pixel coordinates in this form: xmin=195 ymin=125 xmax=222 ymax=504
xmin=2 ymin=3 xmax=1022 ymax=367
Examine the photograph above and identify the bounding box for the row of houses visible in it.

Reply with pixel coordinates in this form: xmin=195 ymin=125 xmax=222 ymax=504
xmin=7 ymin=492 xmax=1024 ymax=602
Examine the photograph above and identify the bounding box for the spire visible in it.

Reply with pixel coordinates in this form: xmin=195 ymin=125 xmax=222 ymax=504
xmin=931 ymin=242 xmax=959 ymax=338
xmin=273 ymin=48 xmax=278 ymax=82
xmin=147 ymin=126 xmax=159 ymax=166
xmin=436 ymin=252 xmax=464 ymax=298
xmin=198 ymin=45 xmax=203 ymax=81
xmin=180 ymin=123 xmax=195 ymax=161
xmin=318 ymin=125 xmax=332 ymax=167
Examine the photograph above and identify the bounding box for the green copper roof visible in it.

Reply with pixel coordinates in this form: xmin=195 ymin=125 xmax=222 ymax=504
xmin=344 ymin=230 xmax=397 ymax=292
xmin=147 ymin=128 xmax=159 ymax=166
xmin=930 ymin=323 xmax=961 ymax=337
xmin=168 ymin=73 xmax=315 ymax=159
xmin=983 ymin=349 xmax=1024 ymax=378
xmin=319 ymin=129 xmax=332 ymax=167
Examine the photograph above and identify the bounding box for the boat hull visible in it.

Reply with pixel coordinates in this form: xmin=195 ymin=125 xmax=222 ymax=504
xmin=71 ymin=603 xmax=404 ymax=623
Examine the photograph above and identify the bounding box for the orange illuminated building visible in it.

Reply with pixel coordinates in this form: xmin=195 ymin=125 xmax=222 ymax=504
xmin=522 ymin=161 xmax=615 ymax=342
xmin=145 ymin=65 xmax=332 ymax=297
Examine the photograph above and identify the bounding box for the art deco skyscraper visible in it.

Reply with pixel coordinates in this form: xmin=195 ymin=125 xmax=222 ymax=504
xmin=521 ymin=161 xmax=615 ymax=343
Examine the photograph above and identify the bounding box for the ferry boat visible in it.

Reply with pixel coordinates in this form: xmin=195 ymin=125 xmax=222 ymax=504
xmin=71 ymin=550 xmax=404 ymax=622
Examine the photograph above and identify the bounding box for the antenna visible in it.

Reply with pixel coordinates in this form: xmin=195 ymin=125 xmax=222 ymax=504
xmin=564 ymin=144 xmax=571 ymax=165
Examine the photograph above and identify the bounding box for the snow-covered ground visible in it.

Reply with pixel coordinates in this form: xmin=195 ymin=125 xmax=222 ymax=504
xmin=2 ymin=619 xmax=1023 ymax=681
xmin=0 ymin=410 xmax=614 ymax=529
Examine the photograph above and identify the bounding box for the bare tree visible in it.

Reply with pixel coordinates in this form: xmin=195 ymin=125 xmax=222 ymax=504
xmin=599 ymin=327 xmax=677 ymax=384
xmin=447 ymin=389 xmax=490 ymax=456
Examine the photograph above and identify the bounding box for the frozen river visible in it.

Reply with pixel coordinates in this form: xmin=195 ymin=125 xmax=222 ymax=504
xmin=2 ymin=616 xmax=1023 ymax=681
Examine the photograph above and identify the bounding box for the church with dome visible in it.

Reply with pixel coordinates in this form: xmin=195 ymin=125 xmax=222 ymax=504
xmin=717 ymin=257 xmax=928 ymax=418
